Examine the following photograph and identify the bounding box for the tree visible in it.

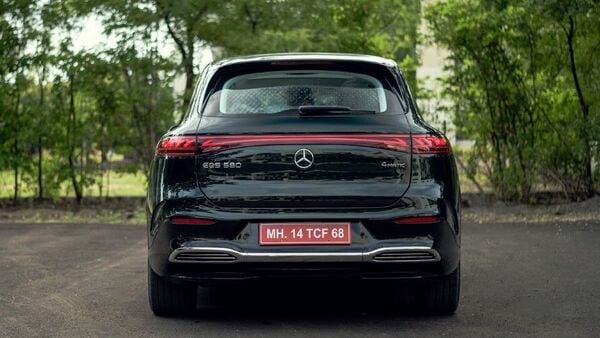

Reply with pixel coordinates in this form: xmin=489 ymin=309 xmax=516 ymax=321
xmin=108 ymin=47 xmax=176 ymax=177
xmin=425 ymin=0 xmax=599 ymax=201
xmin=212 ymin=0 xmax=421 ymax=88
xmin=80 ymin=0 xmax=219 ymax=121
xmin=0 ymin=0 xmax=424 ymax=202
xmin=531 ymin=0 xmax=598 ymax=197
xmin=0 ymin=0 xmax=42 ymax=201
xmin=84 ymin=0 xmax=422 ymax=119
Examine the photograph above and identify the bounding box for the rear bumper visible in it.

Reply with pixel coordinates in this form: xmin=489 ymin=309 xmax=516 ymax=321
xmin=163 ymin=263 xmax=449 ymax=285
xmin=164 ymin=245 xmax=444 ymax=284
xmin=169 ymin=245 xmax=440 ymax=263
xmin=147 ymin=198 xmax=460 ymax=284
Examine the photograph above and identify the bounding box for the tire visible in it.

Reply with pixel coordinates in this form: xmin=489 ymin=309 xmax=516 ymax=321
xmin=420 ymin=264 xmax=460 ymax=315
xmin=148 ymin=264 xmax=197 ymax=316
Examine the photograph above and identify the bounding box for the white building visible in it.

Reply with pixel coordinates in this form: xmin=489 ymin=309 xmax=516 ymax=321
xmin=416 ymin=0 xmax=455 ymax=142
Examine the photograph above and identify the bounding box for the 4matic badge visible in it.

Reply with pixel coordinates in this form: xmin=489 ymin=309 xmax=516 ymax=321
xmin=381 ymin=161 xmax=406 ymax=169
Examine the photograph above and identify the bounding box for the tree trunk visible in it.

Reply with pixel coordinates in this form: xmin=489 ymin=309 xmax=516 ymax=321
xmin=183 ymin=62 xmax=194 ymax=108
xmin=180 ymin=26 xmax=195 ymax=123
xmin=68 ymin=154 xmax=82 ymax=203
xmin=12 ymin=55 xmax=22 ymax=203
xmin=161 ymin=5 xmax=205 ymax=124
xmin=565 ymin=16 xmax=594 ymax=197
xmin=37 ymin=136 xmax=43 ymax=200
xmin=455 ymin=154 xmax=485 ymax=195
xmin=13 ymin=143 xmax=19 ymax=203
xmin=37 ymin=64 xmax=46 ymax=200
xmin=106 ymin=162 xmax=111 ymax=199
xmin=67 ymin=72 xmax=82 ymax=204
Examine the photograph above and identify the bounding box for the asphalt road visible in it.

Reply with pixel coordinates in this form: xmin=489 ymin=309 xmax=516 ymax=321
xmin=1 ymin=220 xmax=599 ymax=337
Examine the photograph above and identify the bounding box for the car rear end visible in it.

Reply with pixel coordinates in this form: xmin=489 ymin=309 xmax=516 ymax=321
xmin=147 ymin=54 xmax=460 ymax=316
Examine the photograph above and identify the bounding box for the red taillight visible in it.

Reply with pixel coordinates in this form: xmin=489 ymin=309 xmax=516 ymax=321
xmin=199 ymin=134 xmax=411 ymax=153
xmin=393 ymin=215 xmax=440 ymax=224
xmin=156 ymin=136 xmax=197 ymax=156
xmin=170 ymin=217 xmax=215 ymax=225
xmin=411 ymin=135 xmax=451 ymax=154
xmin=155 ymin=134 xmax=450 ymax=155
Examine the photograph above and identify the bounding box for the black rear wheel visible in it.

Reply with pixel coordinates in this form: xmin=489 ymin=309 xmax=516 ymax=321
xmin=420 ymin=264 xmax=460 ymax=315
xmin=148 ymin=264 xmax=197 ymax=316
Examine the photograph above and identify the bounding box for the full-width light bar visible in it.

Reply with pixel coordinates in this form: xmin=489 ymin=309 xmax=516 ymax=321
xmin=155 ymin=134 xmax=450 ymax=156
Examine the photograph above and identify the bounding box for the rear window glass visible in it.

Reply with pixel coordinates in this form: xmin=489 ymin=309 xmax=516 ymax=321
xmin=202 ymin=70 xmax=403 ymax=115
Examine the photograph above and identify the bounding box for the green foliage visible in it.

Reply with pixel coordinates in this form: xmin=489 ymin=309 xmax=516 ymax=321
xmin=88 ymin=0 xmax=422 ymax=113
xmin=211 ymin=0 xmax=421 ymax=88
xmin=0 ymin=0 xmax=178 ymax=202
xmin=3 ymin=0 xmax=598 ymax=203
xmin=425 ymin=0 xmax=600 ymax=201
xmin=0 ymin=0 xmax=423 ymax=202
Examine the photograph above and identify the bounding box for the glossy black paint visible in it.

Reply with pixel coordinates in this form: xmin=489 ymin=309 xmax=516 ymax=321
xmin=147 ymin=53 xmax=460 ymax=284
xmin=196 ymin=144 xmax=411 ymax=209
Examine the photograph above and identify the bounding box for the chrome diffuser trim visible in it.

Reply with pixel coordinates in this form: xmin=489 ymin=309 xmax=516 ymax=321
xmin=169 ymin=246 xmax=440 ymax=264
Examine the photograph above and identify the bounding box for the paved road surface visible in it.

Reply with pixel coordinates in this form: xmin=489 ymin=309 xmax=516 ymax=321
xmin=0 ymin=220 xmax=599 ymax=337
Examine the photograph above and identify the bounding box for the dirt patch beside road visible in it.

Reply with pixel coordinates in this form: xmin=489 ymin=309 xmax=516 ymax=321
xmin=463 ymin=194 xmax=600 ymax=224
xmin=0 ymin=197 xmax=146 ymax=225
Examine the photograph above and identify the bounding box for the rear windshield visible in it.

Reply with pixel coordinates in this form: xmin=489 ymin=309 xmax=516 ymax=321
xmin=202 ymin=69 xmax=404 ymax=116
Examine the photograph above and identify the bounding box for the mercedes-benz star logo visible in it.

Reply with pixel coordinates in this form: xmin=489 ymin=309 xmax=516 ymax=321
xmin=294 ymin=148 xmax=314 ymax=169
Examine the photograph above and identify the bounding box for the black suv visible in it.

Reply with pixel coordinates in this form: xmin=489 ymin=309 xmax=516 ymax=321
xmin=147 ymin=53 xmax=461 ymax=316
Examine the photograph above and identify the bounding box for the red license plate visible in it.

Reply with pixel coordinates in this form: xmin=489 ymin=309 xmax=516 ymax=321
xmin=259 ymin=222 xmax=351 ymax=245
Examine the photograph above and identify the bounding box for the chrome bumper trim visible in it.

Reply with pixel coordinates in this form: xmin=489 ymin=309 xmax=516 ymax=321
xmin=168 ymin=246 xmax=440 ymax=264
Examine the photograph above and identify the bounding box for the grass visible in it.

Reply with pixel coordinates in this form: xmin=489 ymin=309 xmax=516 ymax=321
xmin=0 ymin=170 xmax=146 ymax=199
xmin=0 ymin=168 xmax=146 ymax=224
